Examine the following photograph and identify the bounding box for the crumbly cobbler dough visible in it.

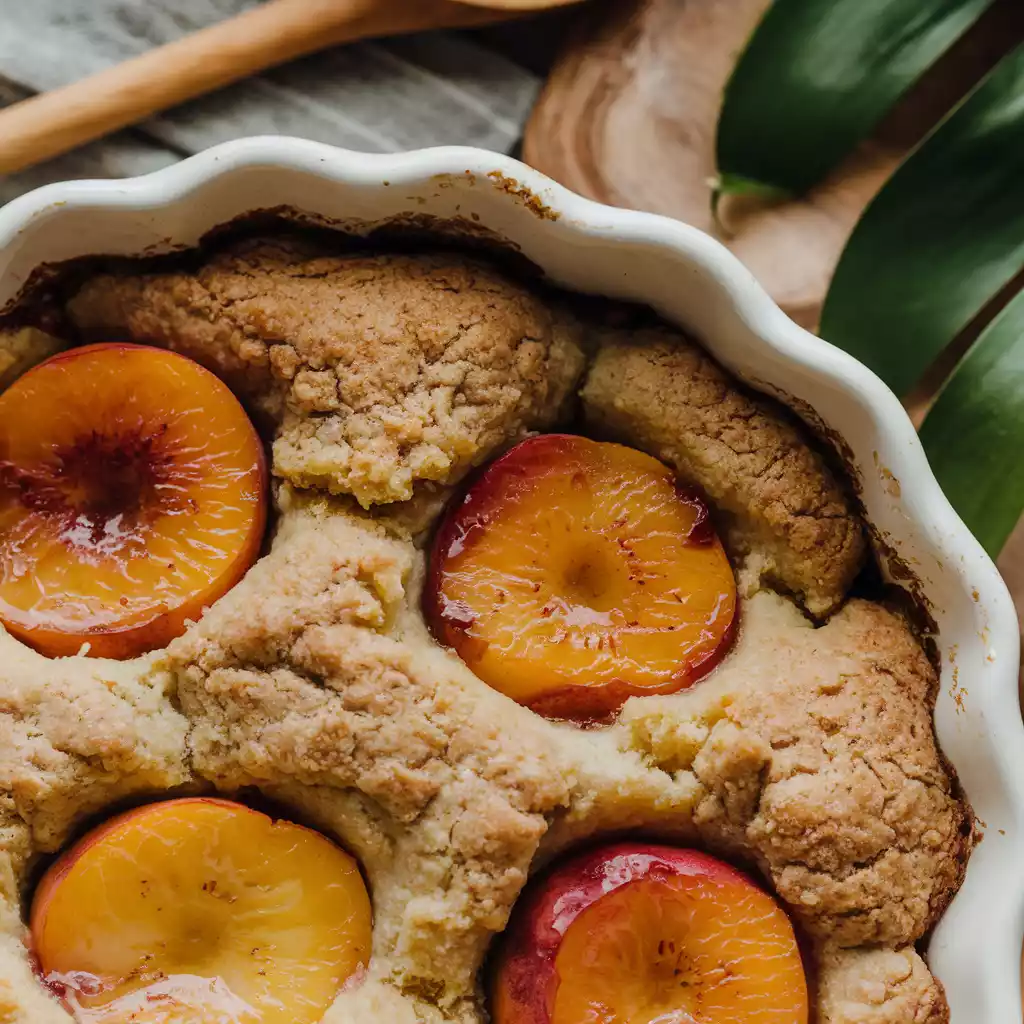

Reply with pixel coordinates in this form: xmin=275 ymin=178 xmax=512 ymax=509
xmin=69 ymin=239 xmax=586 ymax=507
xmin=0 ymin=242 xmax=965 ymax=1024
xmin=582 ymin=329 xmax=866 ymax=616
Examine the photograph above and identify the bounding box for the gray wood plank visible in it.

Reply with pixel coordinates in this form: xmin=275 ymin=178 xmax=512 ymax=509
xmin=0 ymin=77 xmax=181 ymax=205
xmin=0 ymin=0 xmax=540 ymax=160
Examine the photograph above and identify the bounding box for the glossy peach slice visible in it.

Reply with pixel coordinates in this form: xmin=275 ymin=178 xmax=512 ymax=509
xmin=30 ymin=797 xmax=372 ymax=1024
xmin=0 ymin=343 xmax=266 ymax=658
xmin=492 ymin=843 xmax=808 ymax=1024
xmin=425 ymin=434 xmax=736 ymax=720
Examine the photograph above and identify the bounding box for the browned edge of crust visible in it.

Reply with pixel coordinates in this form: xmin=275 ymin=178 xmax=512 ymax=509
xmin=0 ymin=208 xmax=544 ymax=329
xmin=753 ymin=383 xmax=978 ymax=888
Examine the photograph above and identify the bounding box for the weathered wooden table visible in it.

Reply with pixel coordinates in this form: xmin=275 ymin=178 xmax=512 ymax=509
xmin=0 ymin=1 xmax=573 ymax=205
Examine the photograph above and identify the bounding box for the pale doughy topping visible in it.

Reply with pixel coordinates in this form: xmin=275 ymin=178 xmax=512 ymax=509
xmin=0 ymin=241 xmax=964 ymax=1024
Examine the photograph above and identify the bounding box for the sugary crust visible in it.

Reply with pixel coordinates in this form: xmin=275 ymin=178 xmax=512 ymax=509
xmin=817 ymin=946 xmax=950 ymax=1024
xmin=68 ymin=239 xmax=586 ymax=507
xmin=0 ymin=648 xmax=190 ymax=853
xmin=581 ymin=328 xmax=867 ymax=616
xmin=0 ymin=935 xmax=68 ymax=1024
xmin=166 ymin=493 xmax=573 ymax=1015
xmin=0 ymin=246 xmax=965 ymax=1024
xmin=620 ymin=593 xmax=966 ymax=950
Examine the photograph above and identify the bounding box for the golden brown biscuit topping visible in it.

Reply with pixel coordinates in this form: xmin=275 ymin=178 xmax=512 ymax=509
xmin=0 ymin=239 xmax=964 ymax=1024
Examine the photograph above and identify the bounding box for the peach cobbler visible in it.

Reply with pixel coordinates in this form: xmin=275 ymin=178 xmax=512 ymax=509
xmin=0 ymin=231 xmax=968 ymax=1024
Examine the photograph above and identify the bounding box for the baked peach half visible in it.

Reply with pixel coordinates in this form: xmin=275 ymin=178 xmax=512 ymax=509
xmin=30 ymin=797 xmax=372 ymax=1024
xmin=0 ymin=343 xmax=267 ymax=658
xmin=425 ymin=434 xmax=736 ymax=720
xmin=492 ymin=842 xmax=808 ymax=1024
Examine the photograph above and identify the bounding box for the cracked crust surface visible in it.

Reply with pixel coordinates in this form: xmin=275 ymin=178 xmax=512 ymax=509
xmin=167 ymin=492 xmax=574 ymax=1016
xmin=0 ymin=243 xmax=966 ymax=1024
xmin=620 ymin=592 xmax=966 ymax=951
xmin=0 ymin=648 xmax=190 ymax=853
xmin=581 ymin=327 xmax=866 ymax=616
xmin=67 ymin=238 xmax=586 ymax=507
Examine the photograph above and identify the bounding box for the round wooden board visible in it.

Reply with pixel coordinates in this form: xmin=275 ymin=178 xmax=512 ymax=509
xmin=524 ymin=0 xmax=1019 ymax=331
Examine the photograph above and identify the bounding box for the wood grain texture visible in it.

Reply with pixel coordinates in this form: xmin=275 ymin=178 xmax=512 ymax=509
xmin=0 ymin=0 xmax=543 ymax=202
xmin=0 ymin=1 xmax=532 ymax=175
xmin=523 ymin=0 xmax=875 ymax=328
xmin=0 ymin=77 xmax=182 ymax=204
xmin=524 ymin=0 xmax=1021 ymax=330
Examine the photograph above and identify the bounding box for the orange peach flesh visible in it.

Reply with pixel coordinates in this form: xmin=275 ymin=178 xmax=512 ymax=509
xmin=30 ymin=798 xmax=372 ymax=1024
xmin=426 ymin=435 xmax=736 ymax=720
xmin=551 ymin=875 xmax=807 ymax=1023
xmin=0 ymin=343 xmax=266 ymax=658
xmin=492 ymin=844 xmax=808 ymax=1024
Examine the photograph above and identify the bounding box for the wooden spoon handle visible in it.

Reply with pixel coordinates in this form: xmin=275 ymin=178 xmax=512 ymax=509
xmin=0 ymin=0 xmax=511 ymax=177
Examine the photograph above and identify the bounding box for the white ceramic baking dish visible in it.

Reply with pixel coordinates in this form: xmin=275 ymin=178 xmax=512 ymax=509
xmin=0 ymin=136 xmax=1020 ymax=1023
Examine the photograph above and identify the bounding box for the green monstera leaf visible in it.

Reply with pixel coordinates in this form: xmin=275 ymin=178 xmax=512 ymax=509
xmin=715 ymin=0 xmax=996 ymax=199
xmin=820 ymin=47 xmax=1024 ymax=398
xmin=717 ymin=0 xmax=1024 ymax=553
xmin=920 ymin=290 xmax=1024 ymax=557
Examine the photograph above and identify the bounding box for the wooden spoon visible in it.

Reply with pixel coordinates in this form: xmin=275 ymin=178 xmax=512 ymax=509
xmin=0 ymin=0 xmax=581 ymax=177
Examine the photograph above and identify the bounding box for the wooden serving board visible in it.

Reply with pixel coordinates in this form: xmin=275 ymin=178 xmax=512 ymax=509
xmin=524 ymin=0 xmax=1021 ymax=331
